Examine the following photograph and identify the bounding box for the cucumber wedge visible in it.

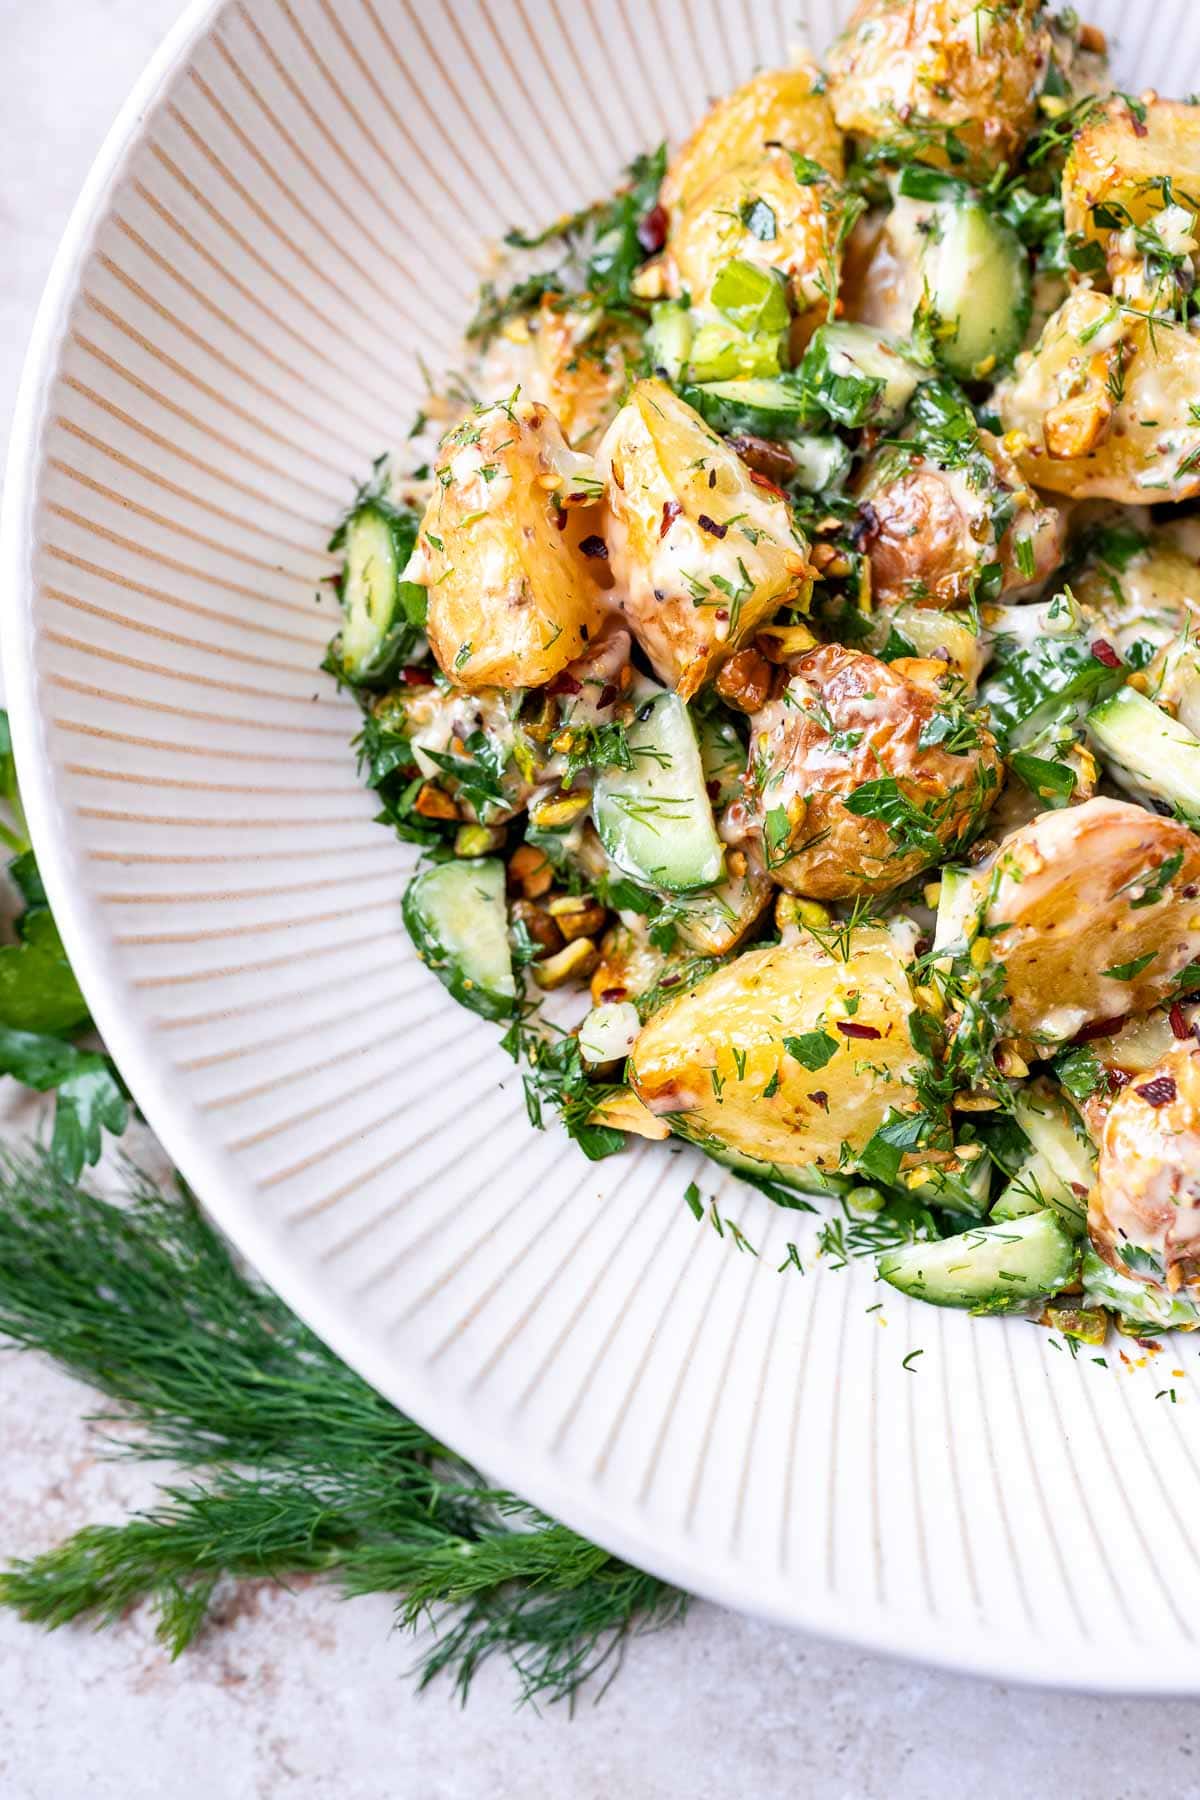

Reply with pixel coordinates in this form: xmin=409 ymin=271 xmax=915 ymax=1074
xmin=1081 ymin=1243 xmax=1200 ymax=1332
xmin=1087 ymin=686 xmax=1200 ymax=828
xmin=402 ymin=857 xmax=515 ymax=1021
xmin=798 ymin=322 xmax=924 ymax=429
xmin=786 ymin=435 xmax=852 ymax=494
xmin=990 ymin=1148 xmax=1084 ymax=1236
xmin=593 ymin=693 xmax=724 ymax=893
xmin=878 ymin=1211 xmax=1078 ymax=1313
xmin=920 ymin=197 xmax=1031 ymax=380
xmin=696 ymin=1136 xmax=852 ymax=1206
xmin=1013 ymin=1085 xmax=1094 ymax=1234
xmin=336 ymin=501 xmax=427 ymax=686
xmin=681 ymin=377 xmax=818 ymax=440
xmin=646 ymin=301 xmax=693 ymax=382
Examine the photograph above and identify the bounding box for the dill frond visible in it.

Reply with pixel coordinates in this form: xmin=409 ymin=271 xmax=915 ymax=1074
xmin=0 ymin=1148 xmax=685 ymax=1704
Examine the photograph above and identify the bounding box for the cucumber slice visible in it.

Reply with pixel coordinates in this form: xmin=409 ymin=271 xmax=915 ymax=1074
xmin=688 ymin=322 xmax=784 ymax=382
xmin=920 ymin=198 xmax=1031 ymax=380
xmin=1081 ymin=1243 xmax=1200 ymax=1332
xmin=990 ymin=1148 xmax=1084 ymax=1236
xmin=593 ymin=693 xmax=724 ymax=894
xmin=682 ymin=377 xmax=817 ymax=440
xmin=787 ymin=435 xmax=852 ymax=493
xmin=798 ymin=322 xmax=924 ymax=428
xmin=1013 ymin=1085 xmax=1094 ymax=1234
xmin=697 ymin=1136 xmax=852 ymax=1206
xmin=646 ymin=301 xmax=693 ymax=382
xmin=336 ymin=502 xmax=426 ymax=686
xmin=908 ymin=1152 xmax=992 ymax=1216
xmin=931 ymin=863 xmax=984 ymax=958
xmin=401 ymin=857 xmax=516 ymax=1021
xmin=696 ymin=713 xmax=745 ymax=812
xmin=878 ymin=1211 xmax=1078 ymax=1313
xmin=1087 ymin=686 xmax=1200 ymax=828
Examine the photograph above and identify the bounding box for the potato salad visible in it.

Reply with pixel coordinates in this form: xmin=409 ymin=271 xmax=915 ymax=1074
xmin=325 ymin=2 xmax=1200 ymax=1339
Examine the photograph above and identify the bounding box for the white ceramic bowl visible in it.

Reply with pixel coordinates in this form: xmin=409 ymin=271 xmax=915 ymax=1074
xmin=7 ymin=0 xmax=1200 ymax=1692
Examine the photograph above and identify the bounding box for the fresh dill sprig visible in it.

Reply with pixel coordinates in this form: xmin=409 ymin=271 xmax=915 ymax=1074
xmin=0 ymin=1148 xmax=685 ymax=1703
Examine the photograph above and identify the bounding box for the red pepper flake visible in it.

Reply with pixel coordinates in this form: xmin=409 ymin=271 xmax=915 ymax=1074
xmin=1091 ymin=637 xmax=1121 ymax=668
xmin=715 ymin=607 xmax=729 ymax=621
xmin=697 ymin=513 xmax=728 ymax=539
xmin=1075 ymin=1013 xmax=1127 ymax=1042
xmin=1136 ymin=1074 xmax=1178 ymax=1107
xmin=578 ymin=533 xmax=608 ymax=560
xmin=749 ymin=469 xmax=786 ymax=500
xmin=637 ymin=203 xmax=668 ymax=255
xmin=1109 ymin=1066 xmax=1134 ymax=1088
xmin=546 ymin=671 xmax=582 ymax=696
xmin=809 ymin=1090 xmax=830 ymax=1111
xmin=706 ymin=779 xmax=722 ymax=801
xmin=600 ymin=987 xmax=627 ymax=1004
xmin=1170 ymin=1002 xmax=1191 ymax=1040
xmin=597 ymin=682 xmax=618 ymax=709
xmin=399 ymin=665 xmax=433 ymax=686
xmin=660 ymin=498 xmax=682 ymax=538
xmin=836 ymin=1021 xmax=882 ymax=1040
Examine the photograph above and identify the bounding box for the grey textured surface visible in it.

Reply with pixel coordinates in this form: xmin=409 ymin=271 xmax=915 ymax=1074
xmin=1 ymin=4 xmax=1199 ymax=1795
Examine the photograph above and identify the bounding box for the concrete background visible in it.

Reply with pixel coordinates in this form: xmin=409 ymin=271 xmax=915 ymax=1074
xmin=1 ymin=4 xmax=1198 ymax=1794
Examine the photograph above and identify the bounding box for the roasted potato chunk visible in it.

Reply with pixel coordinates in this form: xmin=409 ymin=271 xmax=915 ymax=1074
xmin=826 ymin=0 xmax=1050 ymax=178
xmin=995 ymin=289 xmax=1200 ymax=502
xmin=857 ymin=433 xmax=1063 ymax=609
xmin=408 ymin=400 xmax=604 ymax=691
xmin=629 ymin=930 xmax=925 ymax=1172
xmin=665 ymin=147 xmax=852 ymax=328
xmin=1063 ymin=97 xmax=1200 ymax=254
xmin=662 ymin=61 xmax=844 ymax=217
xmin=729 ymin=644 xmax=1001 ymax=899
xmin=1090 ymin=1043 xmax=1200 ymax=1300
xmin=598 ymin=379 xmax=810 ymax=697
xmin=979 ymin=798 xmax=1200 ymax=1043
xmin=475 ymin=299 xmax=637 ymax=452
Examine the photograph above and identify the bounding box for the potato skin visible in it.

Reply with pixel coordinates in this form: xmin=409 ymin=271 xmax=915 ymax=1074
xmin=662 ymin=63 xmax=844 ymax=217
xmin=982 ymin=798 xmax=1200 ymax=1042
xmin=408 ymin=400 xmax=604 ymax=692
xmin=629 ymin=930 xmax=924 ymax=1170
xmin=857 ymin=434 xmax=1063 ymax=609
xmin=729 ymin=644 xmax=1001 ymax=899
xmin=598 ymin=379 xmax=810 ymax=697
xmin=826 ymin=0 xmax=1050 ymax=178
xmin=995 ymin=289 xmax=1200 ymax=502
xmin=1090 ymin=1043 xmax=1200 ymax=1299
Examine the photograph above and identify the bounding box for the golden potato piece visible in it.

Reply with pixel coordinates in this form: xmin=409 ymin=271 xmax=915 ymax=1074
xmin=476 ymin=298 xmax=637 ymax=452
xmin=730 ymin=644 xmax=1001 ymax=899
xmin=665 ymin=147 xmax=851 ymax=326
xmin=981 ymin=798 xmax=1200 ymax=1042
xmin=1063 ymin=97 xmax=1200 ymax=249
xmin=1090 ymin=1043 xmax=1200 ymax=1299
xmin=662 ymin=61 xmax=844 ymax=217
xmin=598 ymin=379 xmax=810 ymax=697
xmin=629 ymin=930 xmax=924 ymax=1172
xmin=408 ymin=399 xmax=604 ymax=691
xmin=858 ymin=431 xmax=1063 ymax=608
xmin=826 ymin=0 xmax=1050 ymax=178
xmin=995 ymin=288 xmax=1200 ymax=502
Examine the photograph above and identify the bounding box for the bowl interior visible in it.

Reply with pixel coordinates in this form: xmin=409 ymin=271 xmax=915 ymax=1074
xmin=8 ymin=0 xmax=1200 ymax=1689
